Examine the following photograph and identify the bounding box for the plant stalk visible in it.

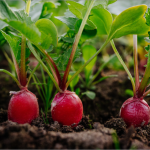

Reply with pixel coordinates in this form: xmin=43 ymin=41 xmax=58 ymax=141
xmin=0 ymin=69 xmax=21 ymax=89
xmin=37 ymin=45 xmax=61 ymax=86
xmin=143 ymin=89 xmax=150 ymax=97
xmin=27 ymin=41 xmax=62 ymax=92
xmin=20 ymin=0 xmax=31 ymax=86
xmin=66 ymin=40 xmax=109 ymax=89
xmin=110 ymin=40 xmax=136 ymax=96
xmin=138 ymin=45 xmax=150 ymax=98
xmin=90 ymin=54 xmax=116 ymax=85
xmin=10 ymin=50 xmax=20 ymax=82
xmin=61 ymin=0 xmax=95 ymax=91
xmin=133 ymin=35 xmax=139 ymax=92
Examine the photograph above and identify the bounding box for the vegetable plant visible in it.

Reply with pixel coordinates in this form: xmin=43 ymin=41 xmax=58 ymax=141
xmin=0 ymin=0 xmax=39 ymax=124
xmin=119 ymin=18 xmax=150 ymax=127
xmin=1 ymin=0 xmax=150 ymax=128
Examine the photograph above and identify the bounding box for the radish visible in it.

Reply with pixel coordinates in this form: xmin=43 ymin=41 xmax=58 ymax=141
xmin=8 ymin=88 xmax=39 ymax=124
xmin=120 ymin=97 xmax=150 ymax=127
xmin=51 ymin=91 xmax=83 ymax=126
xmin=111 ymin=33 xmax=150 ymax=127
xmin=0 ymin=0 xmax=39 ymax=124
xmin=27 ymin=0 xmax=97 ymax=126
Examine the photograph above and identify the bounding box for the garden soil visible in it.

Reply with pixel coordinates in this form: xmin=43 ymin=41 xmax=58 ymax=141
xmin=0 ymin=65 xmax=150 ymax=148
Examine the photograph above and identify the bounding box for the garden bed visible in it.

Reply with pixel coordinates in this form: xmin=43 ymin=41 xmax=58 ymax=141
xmin=0 ymin=70 xmax=150 ymax=149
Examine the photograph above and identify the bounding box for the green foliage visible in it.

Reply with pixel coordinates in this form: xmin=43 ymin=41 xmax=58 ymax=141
xmin=67 ymin=1 xmax=85 ymax=19
xmin=0 ymin=0 xmax=41 ymax=44
xmin=55 ymin=48 xmax=81 ymax=71
xmin=125 ymin=89 xmax=134 ymax=97
xmin=145 ymin=8 xmax=150 ymax=26
xmin=82 ymin=91 xmax=96 ymax=100
xmin=108 ymin=5 xmax=150 ymax=40
xmin=1 ymin=31 xmax=31 ymax=69
xmin=82 ymin=45 xmax=97 ymax=83
xmin=35 ymin=18 xmax=58 ymax=49
xmin=68 ymin=71 xmax=79 ymax=91
xmin=90 ymin=8 xmax=112 ymax=35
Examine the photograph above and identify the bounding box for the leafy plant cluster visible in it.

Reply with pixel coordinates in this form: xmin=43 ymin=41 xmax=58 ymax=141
xmin=1 ymin=0 xmax=150 ymax=127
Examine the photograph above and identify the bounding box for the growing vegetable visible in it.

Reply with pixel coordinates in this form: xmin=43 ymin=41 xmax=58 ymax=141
xmin=0 ymin=0 xmax=39 ymax=124
xmin=28 ymin=3 xmax=150 ymax=127
xmin=1 ymin=0 xmax=149 ymax=128
xmin=113 ymin=10 xmax=150 ymax=127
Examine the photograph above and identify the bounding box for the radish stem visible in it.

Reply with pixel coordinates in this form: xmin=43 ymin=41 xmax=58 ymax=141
xmin=66 ymin=40 xmax=109 ymax=89
xmin=61 ymin=0 xmax=95 ymax=91
xmin=20 ymin=0 xmax=31 ymax=86
xmin=138 ymin=45 xmax=150 ymax=98
xmin=133 ymin=35 xmax=139 ymax=92
xmin=27 ymin=41 xmax=62 ymax=92
xmin=110 ymin=40 xmax=136 ymax=96
xmin=0 ymin=69 xmax=21 ymax=88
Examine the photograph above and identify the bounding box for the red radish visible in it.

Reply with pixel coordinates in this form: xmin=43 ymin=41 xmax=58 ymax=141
xmin=120 ymin=97 xmax=150 ymax=127
xmin=51 ymin=90 xmax=83 ymax=127
xmin=8 ymin=88 xmax=39 ymax=124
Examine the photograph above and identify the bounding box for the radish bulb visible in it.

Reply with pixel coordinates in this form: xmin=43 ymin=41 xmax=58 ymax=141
xmin=120 ymin=97 xmax=150 ymax=127
xmin=51 ymin=90 xmax=83 ymax=127
xmin=8 ymin=88 xmax=39 ymax=124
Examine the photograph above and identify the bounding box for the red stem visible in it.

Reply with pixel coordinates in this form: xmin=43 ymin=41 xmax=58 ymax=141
xmin=46 ymin=58 xmax=59 ymax=84
xmin=61 ymin=40 xmax=78 ymax=91
xmin=20 ymin=36 xmax=26 ymax=86
xmin=43 ymin=50 xmax=61 ymax=86
xmin=133 ymin=35 xmax=139 ymax=94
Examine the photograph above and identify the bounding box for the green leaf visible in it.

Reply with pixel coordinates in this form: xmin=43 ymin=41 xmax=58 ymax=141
xmin=108 ymin=5 xmax=150 ymax=40
xmin=0 ymin=0 xmax=41 ymax=44
xmin=107 ymin=0 xmax=117 ymax=5
xmin=82 ymin=45 xmax=97 ymax=82
xmin=75 ymin=87 xmax=80 ymax=95
xmin=82 ymin=45 xmax=97 ymax=71
xmin=82 ymin=91 xmax=96 ymax=100
xmin=0 ymin=20 xmax=8 ymax=30
xmin=93 ymin=75 xmax=118 ymax=85
xmin=125 ymin=89 xmax=134 ymax=97
xmin=67 ymin=1 xmax=85 ymax=19
xmin=75 ymin=19 xmax=97 ymax=39
xmin=108 ymin=0 xmax=150 ymax=15
xmin=29 ymin=2 xmax=43 ymax=22
xmin=56 ymin=48 xmax=81 ymax=71
xmin=61 ymin=37 xmax=74 ymax=43
xmin=145 ymin=8 xmax=150 ymax=26
xmin=68 ymin=71 xmax=79 ymax=90
xmin=40 ymin=2 xmax=55 ymax=19
xmin=1 ymin=30 xmax=31 ymax=66
xmin=1 ymin=30 xmax=21 ymax=63
xmin=90 ymin=8 xmax=112 ymax=35
xmin=55 ymin=16 xmax=78 ymax=29
xmin=35 ymin=18 xmax=58 ymax=48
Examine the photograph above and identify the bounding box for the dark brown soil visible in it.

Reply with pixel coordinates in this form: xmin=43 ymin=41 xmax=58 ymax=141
xmin=0 ymin=69 xmax=150 ymax=149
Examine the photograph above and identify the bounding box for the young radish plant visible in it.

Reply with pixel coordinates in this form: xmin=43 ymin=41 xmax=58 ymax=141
xmin=27 ymin=0 xmax=97 ymax=127
xmin=0 ymin=0 xmax=39 ymax=124
xmin=1 ymin=0 xmax=150 ymax=127
xmin=28 ymin=3 xmax=150 ymax=127
xmin=111 ymin=11 xmax=150 ymax=127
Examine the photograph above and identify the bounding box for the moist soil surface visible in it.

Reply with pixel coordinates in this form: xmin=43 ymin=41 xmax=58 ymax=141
xmin=0 ymin=66 xmax=150 ymax=149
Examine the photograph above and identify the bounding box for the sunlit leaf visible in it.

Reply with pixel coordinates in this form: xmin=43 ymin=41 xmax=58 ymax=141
xmin=108 ymin=5 xmax=150 ymax=40
xmin=0 ymin=0 xmax=41 ymax=44
xmin=90 ymin=8 xmax=112 ymax=35
xmin=67 ymin=1 xmax=85 ymax=19
xmin=35 ymin=18 xmax=58 ymax=49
